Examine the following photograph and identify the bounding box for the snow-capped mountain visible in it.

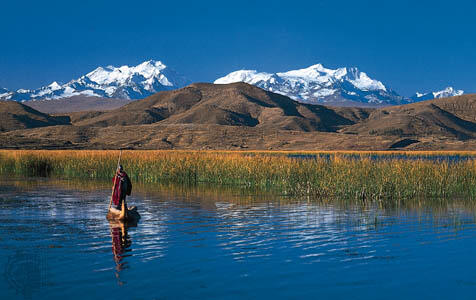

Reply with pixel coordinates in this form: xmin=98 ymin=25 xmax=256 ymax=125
xmin=214 ymin=64 xmax=406 ymax=105
xmin=0 ymin=88 xmax=10 ymax=99
xmin=0 ymin=61 xmax=467 ymax=106
xmin=1 ymin=60 xmax=190 ymax=101
xmin=410 ymin=87 xmax=464 ymax=102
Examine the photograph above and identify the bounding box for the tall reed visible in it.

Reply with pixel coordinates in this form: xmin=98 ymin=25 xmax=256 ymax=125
xmin=0 ymin=150 xmax=475 ymax=200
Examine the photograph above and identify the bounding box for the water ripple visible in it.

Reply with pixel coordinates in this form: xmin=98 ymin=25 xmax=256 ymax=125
xmin=2 ymin=179 xmax=476 ymax=299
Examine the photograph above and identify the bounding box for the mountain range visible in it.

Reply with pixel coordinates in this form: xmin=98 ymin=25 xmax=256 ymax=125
xmin=410 ymin=86 xmax=464 ymax=102
xmin=0 ymin=60 xmax=465 ymax=106
xmin=215 ymin=65 xmax=464 ymax=106
xmin=0 ymin=60 xmax=189 ymax=101
xmin=1 ymin=82 xmax=475 ymax=150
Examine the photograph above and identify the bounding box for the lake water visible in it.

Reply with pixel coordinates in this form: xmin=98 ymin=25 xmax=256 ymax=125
xmin=286 ymin=153 xmax=476 ymax=163
xmin=1 ymin=178 xmax=476 ymax=299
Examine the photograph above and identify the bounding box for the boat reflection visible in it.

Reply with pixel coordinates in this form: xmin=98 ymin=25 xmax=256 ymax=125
xmin=109 ymin=221 xmax=134 ymax=285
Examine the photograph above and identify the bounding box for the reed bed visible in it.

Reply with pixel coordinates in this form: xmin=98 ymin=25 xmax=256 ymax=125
xmin=0 ymin=150 xmax=475 ymax=201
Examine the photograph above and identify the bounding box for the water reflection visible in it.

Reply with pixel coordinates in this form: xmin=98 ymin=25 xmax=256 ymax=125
xmin=109 ymin=221 xmax=133 ymax=286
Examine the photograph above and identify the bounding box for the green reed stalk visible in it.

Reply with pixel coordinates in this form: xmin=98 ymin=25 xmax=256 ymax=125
xmin=0 ymin=150 xmax=475 ymax=201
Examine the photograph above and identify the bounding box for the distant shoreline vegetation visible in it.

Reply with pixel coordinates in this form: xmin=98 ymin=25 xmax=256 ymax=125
xmin=0 ymin=150 xmax=475 ymax=201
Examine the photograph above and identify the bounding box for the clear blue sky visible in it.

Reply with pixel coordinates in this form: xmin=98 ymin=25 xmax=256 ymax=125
xmin=0 ymin=0 xmax=474 ymax=96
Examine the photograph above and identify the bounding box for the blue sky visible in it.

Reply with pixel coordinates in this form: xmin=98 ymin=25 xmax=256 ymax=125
xmin=0 ymin=0 xmax=474 ymax=96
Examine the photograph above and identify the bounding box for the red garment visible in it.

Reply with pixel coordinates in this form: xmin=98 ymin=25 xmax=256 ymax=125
xmin=112 ymin=171 xmax=126 ymax=206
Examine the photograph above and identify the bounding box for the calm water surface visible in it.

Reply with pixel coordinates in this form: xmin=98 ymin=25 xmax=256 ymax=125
xmin=1 ymin=178 xmax=476 ymax=299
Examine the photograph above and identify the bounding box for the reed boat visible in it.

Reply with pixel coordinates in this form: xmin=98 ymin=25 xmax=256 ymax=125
xmin=107 ymin=202 xmax=140 ymax=222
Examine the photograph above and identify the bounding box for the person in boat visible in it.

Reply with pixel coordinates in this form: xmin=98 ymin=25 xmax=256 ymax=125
xmin=112 ymin=165 xmax=132 ymax=210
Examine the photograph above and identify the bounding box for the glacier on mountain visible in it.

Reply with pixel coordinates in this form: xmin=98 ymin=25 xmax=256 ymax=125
xmin=0 ymin=60 xmax=189 ymax=101
xmin=214 ymin=64 xmax=405 ymax=105
xmin=0 ymin=61 xmax=467 ymax=106
xmin=0 ymin=88 xmax=10 ymax=99
xmin=410 ymin=87 xmax=464 ymax=101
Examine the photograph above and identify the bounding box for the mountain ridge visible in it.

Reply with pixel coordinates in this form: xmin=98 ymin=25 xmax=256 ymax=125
xmin=70 ymin=82 xmax=369 ymax=132
xmin=0 ymin=83 xmax=475 ymax=150
xmin=215 ymin=64 xmax=465 ymax=106
xmin=0 ymin=101 xmax=70 ymax=132
xmin=410 ymin=86 xmax=464 ymax=102
xmin=0 ymin=60 xmax=190 ymax=101
xmin=0 ymin=61 xmax=467 ymax=107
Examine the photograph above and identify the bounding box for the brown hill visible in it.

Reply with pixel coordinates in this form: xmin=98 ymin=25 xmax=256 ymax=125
xmin=342 ymin=94 xmax=476 ymax=140
xmin=72 ymin=82 xmax=371 ymax=132
xmin=0 ymin=101 xmax=70 ymax=132
xmin=429 ymin=94 xmax=476 ymax=123
xmin=24 ymin=96 xmax=131 ymax=113
xmin=0 ymin=84 xmax=475 ymax=150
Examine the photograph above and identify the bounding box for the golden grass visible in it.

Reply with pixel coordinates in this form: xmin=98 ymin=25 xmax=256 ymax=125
xmin=0 ymin=150 xmax=475 ymax=200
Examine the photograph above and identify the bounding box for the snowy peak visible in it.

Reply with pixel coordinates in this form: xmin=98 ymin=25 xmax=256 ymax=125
xmin=214 ymin=70 xmax=276 ymax=85
xmin=276 ymin=64 xmax=338 ymax=79
xmin=3 ymin=60 xmax=190 ymax=101
xmin=85 ymin=60 xmax=170 ymax=87
xmin=0 ymin=87 xmax=10 ymax=98
xmin=48 ymin=81 xmax=62 ymax=90
xmin=215 ymin=65 xmax=468 ymax=105
xmin=433 ymin=86 xmax=464 ymax=98
xmin=345 ymin=68 xmax=387 ymax=92
xmin=411 ymin=87 xmax=464 ymax=101
xmin=215 ymin=64 xmax=398 ymax=105
xmin=0 ymin=61 xmax=468 ymax=106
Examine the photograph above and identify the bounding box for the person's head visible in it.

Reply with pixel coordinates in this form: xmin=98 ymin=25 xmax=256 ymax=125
xmin=117 ymin=165 xmax=123 ymax=173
